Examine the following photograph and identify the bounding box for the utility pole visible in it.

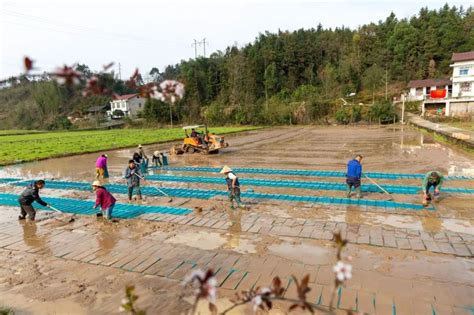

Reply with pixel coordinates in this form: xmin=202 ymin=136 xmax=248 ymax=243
xmin=264 ymin=57 xmax=268 ymax=111
xmin=401 ymin=93 xmax=406 ymax=124
xmin=200 ymin=38 xmax=209 ymax=57
xmin=118 ymin=63 xmax=122 ymax=80
xmin=192 ymin=39 xmax=198 ymax=59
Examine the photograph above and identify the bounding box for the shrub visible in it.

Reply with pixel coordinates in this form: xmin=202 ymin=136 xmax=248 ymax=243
xmin=351 ymin=105 xmax=362 ymax=122
xmin=47 ymin=116 xmax=73 ymax=130
xmin=335 ymin=107 xmax=351 ymax=124
xmin=404 ymin=101 xmax=422 ymax=114
xmin=368 ymin=101 xmax=398 ymax=124
xmin=112 ymin=109 xmax=125 ymax=118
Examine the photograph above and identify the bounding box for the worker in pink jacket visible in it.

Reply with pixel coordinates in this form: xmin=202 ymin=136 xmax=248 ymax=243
xmin=92 ymin=180 xmax=116 ymax=220
xmin=95 ymin=154 xmax=109 ymax=179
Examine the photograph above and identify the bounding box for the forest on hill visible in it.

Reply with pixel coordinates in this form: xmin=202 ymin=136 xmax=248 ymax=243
xmin=0 ymin=4 xmax=473 ymax=129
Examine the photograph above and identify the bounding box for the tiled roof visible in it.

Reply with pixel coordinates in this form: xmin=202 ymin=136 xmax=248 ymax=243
xmin=407 ymin=79 xmax=451 ymax=88
xmin=451 ymin=51 xmax=474 ymax=62
xmin=113 ymin=93 xmax=138 ymax=101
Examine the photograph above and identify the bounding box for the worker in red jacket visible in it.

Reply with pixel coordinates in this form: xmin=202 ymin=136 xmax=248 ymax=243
xmin=92 ymin=180 xmax=116 ymax=220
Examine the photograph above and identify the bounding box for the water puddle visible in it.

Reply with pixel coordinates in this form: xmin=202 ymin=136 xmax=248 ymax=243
xmin=164 ymin=231 xmax=227 ymax=250
xmin=224 ymin=234 xmax=257 ymax=254
xmin=268 ymin=241 xmax=332 ymax=265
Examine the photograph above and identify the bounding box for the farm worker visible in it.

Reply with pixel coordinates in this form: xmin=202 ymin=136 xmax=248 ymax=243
xmin=152 ymin=151 xmax=162 ymax=167
xmin=132 ymin=152 xmax=142 ymax=165
xmin=137 ymin=144 xmax=148 ymax=159
xmin=161 ymin=152 xmax=168 ymax=166
xmin=220 ymin=165 xmax=245 ymax=209
xmin=422 ymin=171 xmax=444 ymax=206
xmin=18 ymin=180 xmax=48 ymax=221
xmin=95 ymin=154 xmax=108 ymax=179
xmin=190 ymin=128 xmax=198 ymax=138
xmin=91 ymin=180 xmax=116 ymax=219
xmin=124 ymin=160 xmax=142 ymax=201
xmin=346 ymin=154 xmax=363 ymax=198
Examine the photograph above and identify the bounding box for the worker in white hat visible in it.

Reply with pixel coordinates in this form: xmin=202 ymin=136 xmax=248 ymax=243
xmin=91 ymin=180 xmax=116 ymax=219
xmin=152 ymin=150 xmax=162 ymax=167
xmin=220 ymin=165 xmax=245 ymax=209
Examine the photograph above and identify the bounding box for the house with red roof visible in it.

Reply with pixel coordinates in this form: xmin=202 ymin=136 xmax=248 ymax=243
xmin=108 ymin=93 xmax=145 ymax=118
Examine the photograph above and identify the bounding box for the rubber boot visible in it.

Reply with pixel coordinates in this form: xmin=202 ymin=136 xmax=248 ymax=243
xmin=236 ymin=196 xmax=246 ymax=209
xmin=355 ymin=186 xmax=362 ymax=199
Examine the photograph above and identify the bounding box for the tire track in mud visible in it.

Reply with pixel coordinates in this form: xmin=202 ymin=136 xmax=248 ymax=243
xmin=227 ymin=127 xmax=310 ymax=152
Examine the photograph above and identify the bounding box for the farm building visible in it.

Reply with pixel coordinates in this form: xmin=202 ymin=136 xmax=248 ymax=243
xmin=108 ymin=94 xmax=146 ymax=118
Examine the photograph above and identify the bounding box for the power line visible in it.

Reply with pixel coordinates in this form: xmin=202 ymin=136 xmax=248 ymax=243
xmin=3 ymin=9 xmax=187 ymax=47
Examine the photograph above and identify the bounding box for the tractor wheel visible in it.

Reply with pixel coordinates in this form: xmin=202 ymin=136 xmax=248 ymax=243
xmin=188 ymin=146 xmax=196 ymax=153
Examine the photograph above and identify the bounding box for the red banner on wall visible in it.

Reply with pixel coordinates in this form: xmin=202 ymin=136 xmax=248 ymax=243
xmin=430 ymin=89 xmax=446 ymax=98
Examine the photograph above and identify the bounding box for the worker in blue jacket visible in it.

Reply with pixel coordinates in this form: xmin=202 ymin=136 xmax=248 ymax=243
xmin=346 ymin=154 xmax=363 ymax=198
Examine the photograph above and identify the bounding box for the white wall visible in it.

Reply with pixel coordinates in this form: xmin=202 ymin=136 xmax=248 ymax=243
xmin=126 ymin=97 xmax=145 ymax=117
xmin=451 ymin=61 xmax=474 ymax=97
xmin=449 ymin=101 xmax=474 ymax=116
xmin=109 ymin=96 xmax=145 ymax=117
xmin=408 ymin=85 xmax=448 ymax=101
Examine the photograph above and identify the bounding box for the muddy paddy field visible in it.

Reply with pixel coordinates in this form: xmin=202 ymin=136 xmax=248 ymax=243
xmin=0 ymin=126 xmax=473 ymax=314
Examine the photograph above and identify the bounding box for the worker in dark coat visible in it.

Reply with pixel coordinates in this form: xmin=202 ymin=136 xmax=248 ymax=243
xmin=124 ymin=160 xmax=142 ymax=201
xmin=18 ymin=180 xmax=48 ymax=221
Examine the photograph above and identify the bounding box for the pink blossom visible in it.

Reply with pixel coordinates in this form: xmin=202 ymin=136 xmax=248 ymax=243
xmin=184 ymin=269 xmax=218 ymax=304
xmin=52 ymin=65 xmax=82 ymax=85
xmin=333 ymin=261 xmax=352 ymax=282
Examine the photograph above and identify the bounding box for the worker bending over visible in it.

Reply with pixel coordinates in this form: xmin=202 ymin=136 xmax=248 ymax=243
xmin=346 ymin=154 xmax=363 ymax=198
xmin=92 ymin=180 xmax=116 ymax=219
xmin=152 ymin=151 xmax=162 ymax=167
xmin=95 ymin=154 xmax=109 ymax=179
xmin=18 ymin=180 xmax=48 ymax=221
xmin=422 ymin=171 xmax=444 ymax=206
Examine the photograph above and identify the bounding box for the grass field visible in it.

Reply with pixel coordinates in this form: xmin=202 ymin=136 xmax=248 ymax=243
xmin=0 ymin=127 xmax=259 ymax=165
xmin=447 ymin=121 xmax=474 ymax=132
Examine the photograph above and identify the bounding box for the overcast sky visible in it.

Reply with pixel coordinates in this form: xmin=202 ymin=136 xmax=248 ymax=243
xmin=0 ymin=0 xmax=472 ymax=79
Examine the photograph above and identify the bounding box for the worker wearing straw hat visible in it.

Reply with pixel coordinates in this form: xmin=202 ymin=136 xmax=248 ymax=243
xmin=92 ymin=180 xmax=116 ymax=219
xmin=152 ymin=151 xmax=162 ymax=167
xmin=220 ymin=166 xmax=245 ymax=209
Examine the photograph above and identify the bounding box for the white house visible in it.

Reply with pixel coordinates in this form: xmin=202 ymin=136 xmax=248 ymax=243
xmin=108 ymin=94 xmax=145 ymax=118
xmin=410 ymin=51 xmax=474 ymax=118
xmin=407 ymin=79 xmax=451 ymax=101
xmin=451 ymin=51 xmax=474 ymax=98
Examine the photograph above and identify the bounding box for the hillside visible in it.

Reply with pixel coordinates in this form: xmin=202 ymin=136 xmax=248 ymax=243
xmin=0 ymin=4 xmax=472 ymax=129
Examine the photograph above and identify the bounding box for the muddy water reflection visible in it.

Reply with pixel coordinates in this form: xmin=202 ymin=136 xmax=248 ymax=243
xmin=226 ymin=209 xmax=242 ymax=250
xmin=21 ymin=221 xmax=48 ymax=251
xmin=420 ymin=216 xmax=442 ymax=233
xmin=96 ymin=229 xmax=118 ymax=253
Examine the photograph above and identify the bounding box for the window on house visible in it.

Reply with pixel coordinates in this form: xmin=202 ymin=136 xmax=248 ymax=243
xmin=139 ymin=103 xmax=142 ymax=108
xmin=460 ymin=82 xmax=471 ymax=92
xmin=415 ymin=88 xmax=423 ymax=96
xmin=459 ymin=67 xmax=469 ymax=76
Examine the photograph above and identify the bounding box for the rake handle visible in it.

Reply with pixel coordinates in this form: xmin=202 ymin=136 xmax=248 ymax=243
xmin=134 ymin=173 xmax=172 ymax=199
xmin=364 ymin=174 xmax=392 ymax=196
